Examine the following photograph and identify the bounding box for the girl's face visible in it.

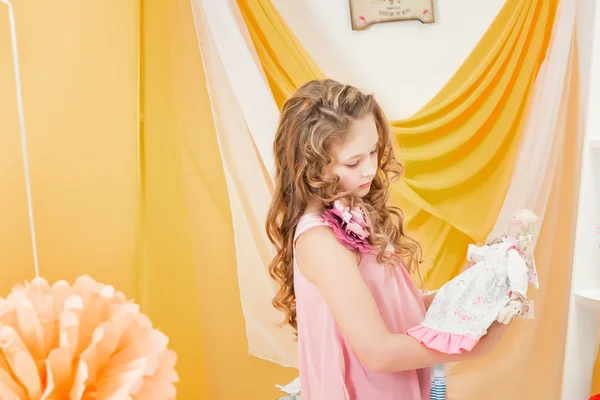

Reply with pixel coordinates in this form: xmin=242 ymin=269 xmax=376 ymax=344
xmin=325 ymin=115 xmax=379 ymax=198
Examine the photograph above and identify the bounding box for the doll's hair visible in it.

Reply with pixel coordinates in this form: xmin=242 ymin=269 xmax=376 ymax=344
xmin=513 ymin=209 xmax=539 ymax=268
xmin=487 ymin=209 xmax=539 ymax=268
xmin=265 ymin=79 xmax=423 ymax=331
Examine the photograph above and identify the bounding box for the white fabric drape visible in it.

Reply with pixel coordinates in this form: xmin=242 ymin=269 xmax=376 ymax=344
xmin=488 ymin=0 xmax=576 ymax=245
xmin=192 ymin=0 xmax=297 ymax=367
xmin=195 ymin=1 xmax=279 ymax=178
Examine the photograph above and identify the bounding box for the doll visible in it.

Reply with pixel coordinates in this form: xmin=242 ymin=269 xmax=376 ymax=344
xmin=407 ymin=209 xmax=539 ymax=354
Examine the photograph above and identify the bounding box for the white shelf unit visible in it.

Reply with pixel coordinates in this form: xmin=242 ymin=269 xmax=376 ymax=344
xmin=576 ymin=289 xmax=600 ymax=311
xmin=561 ymin=0 xmax=600 ymax=398
xmin=562 ymin=145 xmax=600 ymax=399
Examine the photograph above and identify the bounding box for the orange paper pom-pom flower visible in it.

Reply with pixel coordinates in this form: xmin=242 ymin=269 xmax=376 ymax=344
xmin=0 ymin=276 xmax=178 ymax=399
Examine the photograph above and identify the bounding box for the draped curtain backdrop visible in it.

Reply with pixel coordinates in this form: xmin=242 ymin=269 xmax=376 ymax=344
xmin=0 ymin=0 xmax=595 ymax=398
xmin=195 ymin=0 xmax=588 ymax=398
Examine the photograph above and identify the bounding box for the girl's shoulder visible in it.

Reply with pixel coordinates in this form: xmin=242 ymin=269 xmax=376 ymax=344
xmin=295 ymin=201 xmax=373 ymax=254
xmin=294 ymin=215 xmax=358 ymax=283
xmin=294 ymin=212 xmax=328 ymax=242
xmin=320 ymin=201 xmax=372 ymax=254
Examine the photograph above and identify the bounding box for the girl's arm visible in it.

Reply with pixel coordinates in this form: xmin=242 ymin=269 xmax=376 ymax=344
xmin=296 ymin=227 xmax=508 ymax=373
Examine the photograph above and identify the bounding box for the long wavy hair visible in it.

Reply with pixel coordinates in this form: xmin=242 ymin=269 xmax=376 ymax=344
xmin=265 ymin=79 xmax=423 ymax=331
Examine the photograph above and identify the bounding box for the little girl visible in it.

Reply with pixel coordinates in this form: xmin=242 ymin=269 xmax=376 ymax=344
xmin=266 ymin=79 xmax=508 ymax=400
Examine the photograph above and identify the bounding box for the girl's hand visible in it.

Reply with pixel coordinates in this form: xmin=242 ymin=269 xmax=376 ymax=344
xmin=461 ymin=261 xmax=475 ymax=272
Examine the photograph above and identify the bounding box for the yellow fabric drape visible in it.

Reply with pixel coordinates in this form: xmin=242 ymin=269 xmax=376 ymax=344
xmin=238 ymin=0 xmax=324 ymax=106
xmin=140 ymin=0 xmax=208 ymax=398
xmin=0 ymin=0 xmax=139 ymax=309
xmin=392 ymin=0 xmax=557 ymax=285
xmin=141 ymin=0 xmax=296 ymax=398
xmin=237 ymin=0 xmax=558 ymax=288
xmin=593 ymin=355 xmax=600 ymax=395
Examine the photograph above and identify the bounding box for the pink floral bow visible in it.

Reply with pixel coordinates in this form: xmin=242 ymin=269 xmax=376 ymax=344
xmin=322 ymin=200 xmax=372 ymax=253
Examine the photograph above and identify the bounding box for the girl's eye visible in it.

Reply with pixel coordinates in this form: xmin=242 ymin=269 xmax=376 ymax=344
xmin=346 ymin=161 xmax=360 ymax=169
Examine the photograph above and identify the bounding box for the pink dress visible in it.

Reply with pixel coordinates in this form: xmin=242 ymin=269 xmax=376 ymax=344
xmin=294 ymin=213 xmax=430 ymax=400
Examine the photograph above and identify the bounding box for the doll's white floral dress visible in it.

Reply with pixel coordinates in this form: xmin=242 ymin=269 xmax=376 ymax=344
xmin=408 ymin=236 xmax=538 ymax=354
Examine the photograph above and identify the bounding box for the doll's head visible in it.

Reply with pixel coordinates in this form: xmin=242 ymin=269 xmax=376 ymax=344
xmin=486 ymin=209 xmax=540 ymax=287
xmin=507 ymin=209 xmax=539 ymax=239
xmin=508 ymin=209 xmax=539 ymax=270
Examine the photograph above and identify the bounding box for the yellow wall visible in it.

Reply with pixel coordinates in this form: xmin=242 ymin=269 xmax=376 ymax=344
xmin=0 ymin=1 xmax=139 ymax=301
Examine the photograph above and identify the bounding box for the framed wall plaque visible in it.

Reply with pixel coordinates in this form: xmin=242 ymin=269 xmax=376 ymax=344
xmin=350 ymin=0 xmax=435 ymax=30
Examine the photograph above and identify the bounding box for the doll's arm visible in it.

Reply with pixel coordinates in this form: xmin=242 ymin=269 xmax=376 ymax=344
xmin=498 ymin=248 xmax=530 ymax=324
xmin=467 ymin=244 xmax=488 ymax=263
xmin=507 ymin=248 xmax=529 ymax=297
